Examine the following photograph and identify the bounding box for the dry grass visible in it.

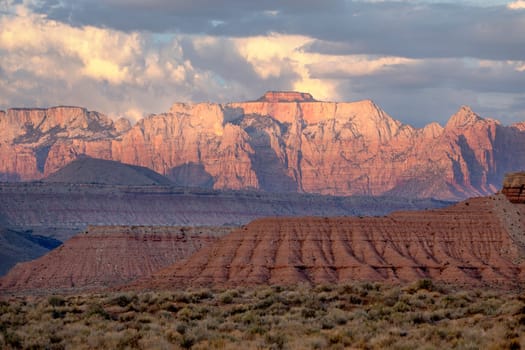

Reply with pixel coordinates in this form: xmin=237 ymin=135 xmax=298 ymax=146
xmin=1 ymin=281 xmax=525 ymax=349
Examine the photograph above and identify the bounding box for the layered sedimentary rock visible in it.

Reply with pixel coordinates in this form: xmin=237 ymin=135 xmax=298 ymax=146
xmin=502 ymin=172 xmax=525 ymax=203
xmin=135 ymin=194 xmax=525 ymax=289
xmin=0 ymin=182 xmax=448 ymax=242
xmin=2 ymin=93 xmax=525 ymax=199
xmin=0 ymin=226 xmax=229 ymax=293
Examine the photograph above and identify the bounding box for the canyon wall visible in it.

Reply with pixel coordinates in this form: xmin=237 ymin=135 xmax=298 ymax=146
xmin=2 ymin=92 xmax=525 ymax=199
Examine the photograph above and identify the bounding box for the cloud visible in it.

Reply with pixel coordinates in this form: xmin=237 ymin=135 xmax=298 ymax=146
xmin=0 ymin=4 xmax=217 ymax=121
xmin=329 ymin=58 xmax=525 ymax=126
xmin=24 ymin=0 xmax=525 ymax=62
xmin=508 ymin=1 xmax=525 ymax=9
xmin=0 ymin=7 xmax=143 ymax=84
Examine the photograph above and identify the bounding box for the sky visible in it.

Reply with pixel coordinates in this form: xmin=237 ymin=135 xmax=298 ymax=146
xmin=0 ymin=0 xmax=524 ymax=127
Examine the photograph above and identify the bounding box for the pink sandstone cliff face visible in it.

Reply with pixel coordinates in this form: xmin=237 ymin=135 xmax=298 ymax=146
xmin=0 ymin=226 xmax=228 ymax=293
xmin=132 ymin=194 xmax=525 ymax=289
xmin=1 ymin=93 xmax=525 ymax=199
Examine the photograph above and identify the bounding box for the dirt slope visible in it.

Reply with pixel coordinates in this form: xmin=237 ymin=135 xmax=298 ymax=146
xmin=43 ymin=157 xmax=174 ymax=186
xmin=0 ymin=229 xmax=61 ymax=276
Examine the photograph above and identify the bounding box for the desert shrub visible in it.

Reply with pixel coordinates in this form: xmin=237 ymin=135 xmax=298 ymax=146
xmin=174 ymin=292 xmax=192 ymax=304
xmin=325 ymin=308 xmax=348 ymax=325
xmin=190 ymin=289 xmax=213 ymax=302
xmin=48 ymin=296 xmax=66 ymax=307
xmin=219 ymin=290 xmax=236 ymax=304
xmin=411 ymin=312 xmax=428 ymax=325
xmin=51 ymin=309 xmax=66 ymax=319
xmin=348 ymin=295 xmax=363 ymax=305
xmin=416 ymin=278 xmax=435 ymax=291
xmin=111 ymin=294 xmax=134 ymax=307
xmin=254 ymin=296 xmax=277 ymax=310
xmin=383 ymin=287 xmax=401 ymax=307
xmin=393 ymin=300 xmax=411 ymax=313
xmin=309 ymin=336 xmax=328 ymax=349
xmin=179 ymin=334 xmax=195 ymax=349
xmin=116 ymin=330 xmax=141 ymax=350
xmin=265 ymin=332 xmax=286 ymax=350
xmin=86 ymin=304 xmax=112 ymax=320
xmin=3 ymin=331 xmax=22 ymax=348
xmin=301 ymin=307 xmax=317 ymax=319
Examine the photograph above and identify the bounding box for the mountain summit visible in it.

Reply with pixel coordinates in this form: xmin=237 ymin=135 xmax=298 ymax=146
xmin=257 ymin=91 xmax=316 ymax=102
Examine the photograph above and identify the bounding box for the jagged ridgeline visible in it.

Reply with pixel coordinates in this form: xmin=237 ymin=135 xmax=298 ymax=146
xmin=1 ymin=92 xmax=525 ymax=200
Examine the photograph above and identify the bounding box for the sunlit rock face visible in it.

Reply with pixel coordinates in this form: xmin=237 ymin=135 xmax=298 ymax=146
xmin=1 ymin=92 xmax=525 ymax=200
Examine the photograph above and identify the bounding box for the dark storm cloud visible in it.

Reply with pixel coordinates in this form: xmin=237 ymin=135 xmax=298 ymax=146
xmin=300 ymin=3 xmax=525 ymax=60
xmin=29 ymin=1 xmax=525 ymax=60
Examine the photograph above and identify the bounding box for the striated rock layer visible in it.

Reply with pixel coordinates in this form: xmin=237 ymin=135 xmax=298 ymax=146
xmin=502 ymin=172 xmax=525 ymax=203
xmin=0 ymin=226 xmax=230 ymax=293
xmin=0 ymin=182 xmax=449 ymax=242
xmin=2 ymin=92 xmax=525 ymax=199
xmin=135 ymin=194 xmax=525 ymax=289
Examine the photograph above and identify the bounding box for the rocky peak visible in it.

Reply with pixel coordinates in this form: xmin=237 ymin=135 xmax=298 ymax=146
xmin=257 ymin=91 xmax=316 ymax=103
xmin=114 ymin=117 xmax=132 ymax=134
xmin=512 ymin=122 xmax=525 ymax=131
xmin=445 ymin=105 xmax=483 ymax=129
xmin=421 ymin=122 xmax=444 ymax=138
xmin=0 ymin=106 xmax=118 ymax=144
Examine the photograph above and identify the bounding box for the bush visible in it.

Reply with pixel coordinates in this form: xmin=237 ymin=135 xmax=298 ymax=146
xmin=265 ymin=332 xmax=286 ymax=350
xmin=48 ymin=296 xmax=66 ymax=307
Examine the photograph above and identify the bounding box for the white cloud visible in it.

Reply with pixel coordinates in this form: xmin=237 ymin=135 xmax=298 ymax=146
xmin=508 ymin=0 xmax=525 ymax=9
xmin=0 ymin=3 xmax=205 ymax=119
xmin=0 ymin=7 xmax=144 ymax=84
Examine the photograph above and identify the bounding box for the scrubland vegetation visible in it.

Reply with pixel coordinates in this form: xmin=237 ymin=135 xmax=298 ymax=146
xmin=1 ymin=280 xmax=525 ymax=349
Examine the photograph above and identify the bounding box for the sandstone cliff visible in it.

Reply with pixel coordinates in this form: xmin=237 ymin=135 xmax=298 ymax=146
xmin=2 ymin=93 xmax=525 ymax=199
xmin=0 ymin=226 xmax=228 ymax=293
xmin=133 ymin=194 xmax=525 ymax=289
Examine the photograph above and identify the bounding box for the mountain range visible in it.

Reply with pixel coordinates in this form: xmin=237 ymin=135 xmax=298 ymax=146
xmin=2 ymin=91 xmax=525 ymax=200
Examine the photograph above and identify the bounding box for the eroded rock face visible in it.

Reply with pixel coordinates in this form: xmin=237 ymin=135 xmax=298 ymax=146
xmin=135 ymin=194 xmax=525 ymax=289
xmin=2 ymin=93 xmax=525 ymax=199
xmin=0 ymin=226 xmax=229 ymax=293
xmin=501 ymin=172 xmax=525 ymax=203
